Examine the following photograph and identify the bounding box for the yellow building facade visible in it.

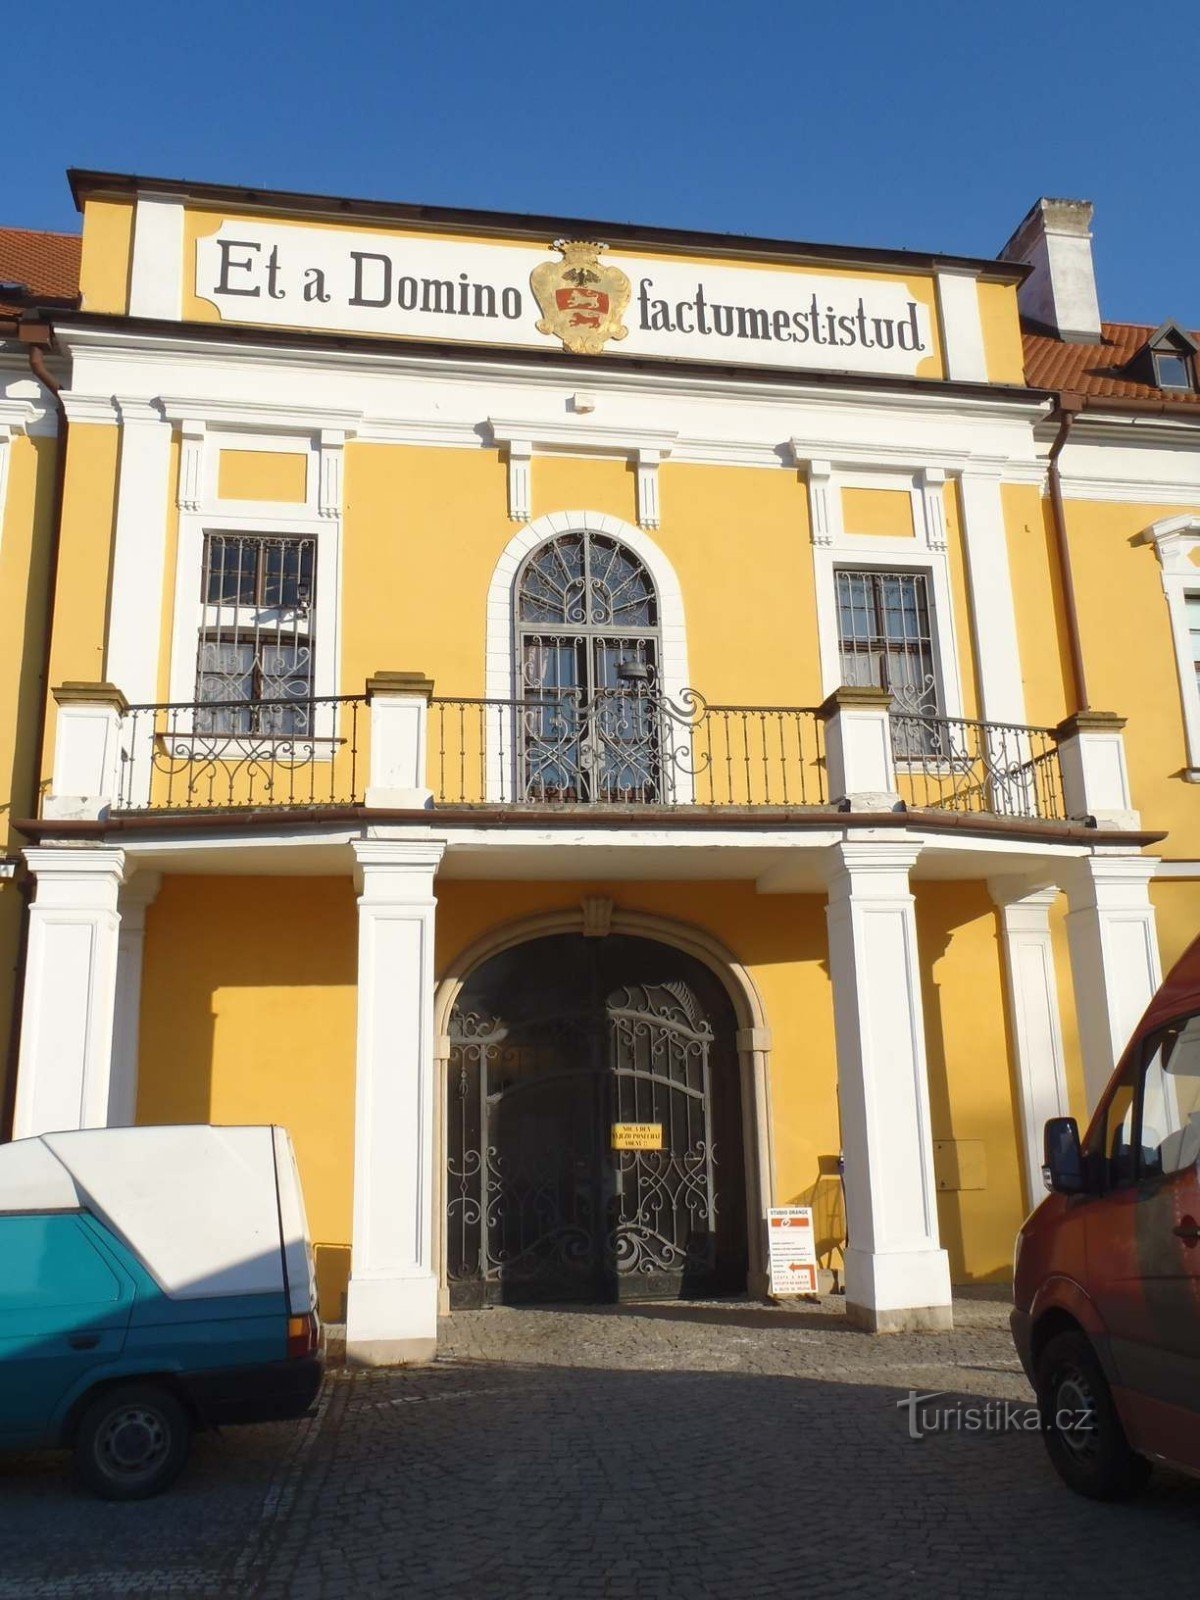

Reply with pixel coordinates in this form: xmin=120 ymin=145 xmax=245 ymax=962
xmin=2 ymin=177 xmax=1198 ymax=1359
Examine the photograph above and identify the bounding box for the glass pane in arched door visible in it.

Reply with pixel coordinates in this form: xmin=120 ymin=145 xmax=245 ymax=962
xmin=517 ymin=531 xmax=662 ymax=802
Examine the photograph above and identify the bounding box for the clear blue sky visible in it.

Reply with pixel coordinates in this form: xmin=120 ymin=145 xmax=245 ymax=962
xmin=10 ymin=0 xmax=1199 ymax=326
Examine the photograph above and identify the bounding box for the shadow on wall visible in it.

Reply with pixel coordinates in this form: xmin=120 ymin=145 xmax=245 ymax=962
xmin=786 ymin=1159 xmax=846 ymax=1277
xmin=315 ymin=1244 xmax=351 ymax=1323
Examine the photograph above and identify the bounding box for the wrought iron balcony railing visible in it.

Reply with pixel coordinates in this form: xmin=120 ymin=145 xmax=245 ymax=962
xmin=117 ymin=696 xmax=365 ymax=812
xmin=890 ymin=714 xmax=1067 ymax=821
xmin=429 ymin=690 xmax=828 ymax=808
xmin=109 ymin=688 xmax=1068 ymax=826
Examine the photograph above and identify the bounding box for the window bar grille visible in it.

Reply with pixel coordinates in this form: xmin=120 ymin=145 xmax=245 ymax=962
xmin=196 ymin=533 xmax=316 ymax=736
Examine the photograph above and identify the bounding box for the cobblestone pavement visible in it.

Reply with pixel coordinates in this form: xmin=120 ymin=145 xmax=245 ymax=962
xmin=0 ymin=1290 xmax=1197 ymax=1598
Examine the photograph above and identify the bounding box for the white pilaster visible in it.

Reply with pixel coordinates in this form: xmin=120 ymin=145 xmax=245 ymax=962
xmin=1065 ymin=854 xmax=1162 ymax=1110
xmin=127 ymin=193 xmax=185 ymax=321
xmin=957 ymin=468 xmax=1027 ymax=726
xmin=13 ymin=847 xmax=127 ymax=1138
xmin=347 ymin=837 xmax=446 ymax=1364
xmin=824 ymin=838 xmax=952 ymax=1331
xmin=935 ymin=271 xmax=989 ymax=382
xmin=106 ymin=402 xmax=174 ymax=705
xmin=990 ymin=882 xmax=1071 ymax=1207
xmin=109 ymin=871 xmax=162 ymax=1128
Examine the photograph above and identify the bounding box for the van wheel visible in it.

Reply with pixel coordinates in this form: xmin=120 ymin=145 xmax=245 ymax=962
xmin=73 ymin=1383 xmax=192 ymax=1501
xmin=1035 ymin=1331 xmax=1151 ymax=1501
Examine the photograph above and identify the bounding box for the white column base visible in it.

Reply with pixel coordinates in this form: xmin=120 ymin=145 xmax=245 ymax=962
xmin=345 ymin=1273 xmax=439 ymax=1366
xmin=844 ymin=1245 xmax=953 ymax=1332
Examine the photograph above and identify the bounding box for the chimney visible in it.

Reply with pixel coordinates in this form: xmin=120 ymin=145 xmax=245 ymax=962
xmin=999 ymin=198 xmax=1102 ymax=343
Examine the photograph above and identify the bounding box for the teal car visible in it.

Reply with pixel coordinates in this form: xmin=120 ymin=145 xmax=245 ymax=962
xmin=0 ymin=1124 xmax=322 ymax=1499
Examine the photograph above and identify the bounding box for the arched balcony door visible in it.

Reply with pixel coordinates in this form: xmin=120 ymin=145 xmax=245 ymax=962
xmin=516 ymin=530 xmax=663 ymax=802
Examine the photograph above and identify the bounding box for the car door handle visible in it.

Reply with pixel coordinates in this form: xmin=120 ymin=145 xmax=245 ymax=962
xmin=68 ymin=1333 xmax=100 ymax=1350
xmin=1172 ymin=1219 xmax=1200 ymax=1244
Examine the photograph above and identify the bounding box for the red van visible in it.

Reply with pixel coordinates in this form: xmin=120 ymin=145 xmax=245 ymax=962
xmin=1012 ymin=932 xmax=1200 ymax=1499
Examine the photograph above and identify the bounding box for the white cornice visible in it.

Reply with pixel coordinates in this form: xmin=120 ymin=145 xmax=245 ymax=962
xmin=487 ymin=417 xmax=677 ymax=458
xmin=157 ymin=394 xmax=362 ymax=435
xmin=60 ymin=393 xmax=119 ymax=425
xmin=1060 ymin=475 xmax=1200 ymax=506
xmin=54 ymin=324 xmax=1052 ymax=422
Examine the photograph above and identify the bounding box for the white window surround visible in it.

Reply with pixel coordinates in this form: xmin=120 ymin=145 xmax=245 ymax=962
xmin=1143 ymin=512 xmax=1200 ymax=777
xmin=799 ymin=460 xmax=967 ymax=723
xmin=484 ymin=512 xmax=690 ymax=801
xmin=166 ymin=430 xmax=344 ymax=747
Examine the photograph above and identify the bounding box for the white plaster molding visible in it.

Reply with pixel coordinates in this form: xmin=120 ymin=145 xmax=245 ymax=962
xmin=106 ymin=406 xmax=175 ymax=706
xmin=504 ymin=439 xmax=532 ymax=523
xmin=158 ymin=395 xmax=362 ymax=435
xmin=177 ymin=419 xmax=206 ymax=512
xmin=919 ymin=466 xmax=948 ymax=552
xmin=488 ymin=417 xmax=677 ymax=458
xmin=794 ymin=456 xmax=840 ymax=547
xmin=13 ymin=846 xmax=128 ymax=1138
xmin=128 ymin=194 xmax=186 ymax=322
xmin=59 ymin=393 xmax=120 ymax=425
xmin=990 ymin=881 xmax=1071 ymax=1204
xmin=956 ymin=466 xmax=1027 ymax=726
xmin=319 ymin=428 xmax=347 ymax=519
xmin=935 ymin=270 xmax=989 ymax=384
xmin=1140 ymin=514 xmax=1200 ymax=771
xmin=636 ymin=447 xmax=665 ymax=530
xmin=1064 ymin=853 xmax=1163 ymax=1110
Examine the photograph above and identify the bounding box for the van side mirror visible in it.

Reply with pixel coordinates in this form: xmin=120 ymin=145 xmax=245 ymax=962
xmin=1043 ymin=1116 xmax=1086 ymax=1194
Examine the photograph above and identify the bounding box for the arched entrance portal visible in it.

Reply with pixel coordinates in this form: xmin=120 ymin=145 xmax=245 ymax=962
xmin=446 ymin=933 xmax=748 ymax=1306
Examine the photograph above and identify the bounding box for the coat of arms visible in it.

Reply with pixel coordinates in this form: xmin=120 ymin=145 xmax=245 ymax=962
xmin=531 ymin=240 xmax=630 ymax=355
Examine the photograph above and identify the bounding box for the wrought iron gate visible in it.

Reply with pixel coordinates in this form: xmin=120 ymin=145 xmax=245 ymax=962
xmin=446 ymin=937 xmax=741 ymax=1305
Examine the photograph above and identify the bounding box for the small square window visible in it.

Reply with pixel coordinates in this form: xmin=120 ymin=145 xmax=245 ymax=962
xmin=1153 ymin=351 xmax=1193 ymax=391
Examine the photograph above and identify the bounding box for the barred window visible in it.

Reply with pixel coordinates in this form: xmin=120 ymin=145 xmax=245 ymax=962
xmin=195 ymin=534 xmax=316 ymax=735
xmin=834 ymin=568 xmax=941 ymax=718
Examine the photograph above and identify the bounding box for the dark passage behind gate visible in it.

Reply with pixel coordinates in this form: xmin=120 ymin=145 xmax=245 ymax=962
xmin=446 ymin=933 xmax=747 ymax=1305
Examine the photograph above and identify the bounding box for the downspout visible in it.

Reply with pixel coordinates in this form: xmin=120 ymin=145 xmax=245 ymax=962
xmin=1046 ymin=394 xmax=1089 ymax=713
xmin=0 ymin=325 xmax=67 ymax=1140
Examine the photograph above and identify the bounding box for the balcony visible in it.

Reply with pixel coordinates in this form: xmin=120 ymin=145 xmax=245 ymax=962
xmin=24 ymin=682 xmax=1117 ymax=834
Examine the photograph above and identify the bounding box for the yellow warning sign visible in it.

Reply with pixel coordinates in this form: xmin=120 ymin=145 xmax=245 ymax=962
xmin=611 ymin=1123 xmax=664 ymax=1151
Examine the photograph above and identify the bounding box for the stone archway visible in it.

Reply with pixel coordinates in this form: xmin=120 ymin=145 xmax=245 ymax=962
xmin=434 ymin=905 xmax=774 ymax=1308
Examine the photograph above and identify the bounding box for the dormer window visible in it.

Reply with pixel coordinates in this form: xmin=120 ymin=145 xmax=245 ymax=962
xmin=1153 ymin=350 xmax=1194 ymax=391
xmin=1126 ymin=319 xmax=1200 ymax=392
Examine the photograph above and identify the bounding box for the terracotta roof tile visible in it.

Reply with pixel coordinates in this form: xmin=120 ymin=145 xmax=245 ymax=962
xmin=0 ymin=226 xmax=81 ymax=319
xmin=1023 ymin=321 xmax=1200 ymax=405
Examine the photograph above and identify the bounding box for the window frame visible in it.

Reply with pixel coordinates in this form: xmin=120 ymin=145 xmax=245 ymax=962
xmin=807 ymin=467 xmax=967 ymax=734
xmin=194 ymin=531 xmax=318 ymax=737
xmin=1089 ymin=1012 xmax=1197 ymax=1191
xmin=1153 ymin=349 xmax=1195 ymax=392
xmin=1143 ymin=515 xmax=1200 ymax=779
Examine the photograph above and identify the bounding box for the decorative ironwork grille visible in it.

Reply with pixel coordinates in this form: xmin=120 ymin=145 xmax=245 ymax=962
xmin=196 ymin=534 xmax=316 ymax=736
xmin=516 ymin=531 xmax=661 ymax=801
xmin=446 ymin=938 xmax=744 ymax=1305
xmin=835 ymin=568 xmax=941 ymax=756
